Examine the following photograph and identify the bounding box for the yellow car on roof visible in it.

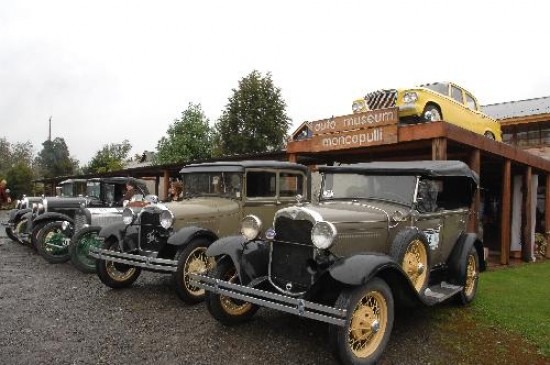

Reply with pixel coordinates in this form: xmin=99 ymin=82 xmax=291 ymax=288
xmin=352 ymin=82 xmax=502 ymax=141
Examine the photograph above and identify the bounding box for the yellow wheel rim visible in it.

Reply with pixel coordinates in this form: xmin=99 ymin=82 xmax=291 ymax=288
xmin=183 ymin=247 xmax=214 ymax=297
xmin=464 ymin=253 xmax=477 ymax=297
xmin=348 ymin=290 xmax=388 ymax=358
xmin=219 ymin=267 xmax=253 ymax=316
xmin=106 ymin=261 xmax=136 ymax=282
xmin=402 ymin=239 xmax=428 ymax=292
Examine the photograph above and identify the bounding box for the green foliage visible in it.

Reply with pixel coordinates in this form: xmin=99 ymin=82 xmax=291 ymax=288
xmin=6 ymin=161 xmax=34 ymax=199
xmin=84 ymin=140 xmax=132 ymax=174
xmin=213 ymin=70 xmax=290 ymax=156
xmin=0 ymin=137 xmax=35 ymax=198
xmin=34 ymin=137 xmax=78 ymax=178
xmin=155 ymin=103 xmax=212 ymax=164
xmin=474 ymin=262 xmax=550 ymax=356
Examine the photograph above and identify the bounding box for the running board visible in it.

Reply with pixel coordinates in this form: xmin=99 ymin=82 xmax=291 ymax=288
xmin=422 ymin=282 xmax=463 ymax=305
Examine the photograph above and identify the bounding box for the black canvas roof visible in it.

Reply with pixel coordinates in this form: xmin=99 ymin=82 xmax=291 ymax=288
xmin=319 ymin=161 xmax=479 ymax=184
xmin=86 ymin=177 xmax=149 ymax=193
xmin=59 ymin=179 xmax=87 ymax=185
xmin=180 ymin=160 xmax=308 ymax=174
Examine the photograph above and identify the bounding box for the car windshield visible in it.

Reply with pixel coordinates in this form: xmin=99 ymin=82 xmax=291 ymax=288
xmin=182 ymin=172 xmax=243 ymax=199
xmin=87 ymin=181 xmax=101 ymax=199
xmin=321 ymin=173 xmax=417 ymax=206
xmin=423 ymin=82 xmax=449 ymax=96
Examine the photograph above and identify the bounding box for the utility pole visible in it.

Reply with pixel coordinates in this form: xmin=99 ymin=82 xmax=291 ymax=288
xmin=48 ymin=116 xmax=52 ymax=141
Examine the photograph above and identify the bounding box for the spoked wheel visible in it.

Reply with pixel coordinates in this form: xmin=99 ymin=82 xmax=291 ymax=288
xmin=173 ymin=238 xmax=215 ymax=304
xmin=31 ymin=221 xmax=49 ymax=250
xmin=36 ymin=221 xmax=71 ymax=264
xmin=206 ymin=257 xmax=258 ymax=325
xmin=5 ymin=225 xmax=20 ymax=243
xmin=96 ymin=239 xmax=141 ymax=288
xmin=330 ymin=278 xmax=394 ymax=365
xmin=456 ymin=246 xmax=480 ymax=305
xmin=390 ymin=230 xmax=430 ymax=293
xmin=14 ymin=219 xmax=29 ymax=245
xmin=69 ymin=226 xmax=102 ymax=273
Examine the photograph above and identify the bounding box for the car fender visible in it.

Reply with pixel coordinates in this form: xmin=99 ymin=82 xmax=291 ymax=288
xmin=167 ymin=226 xmax=217 ymax=247
xmin=206 ymin=235 xmax=269 ymax=285
xmin=34 ymin=212 xmax=74 ymax=225
xmin=98 ymin=222 xmax=132 ymax=251
xmin=447 ymin=233 xmax=486 ymax=283
xmin=19 ymin=210 xmax=33 ymax=222
xmin=329 ymin=253 xmax=421 ymax=305
xmin=10 ymin=208 xmax=30 ymax=223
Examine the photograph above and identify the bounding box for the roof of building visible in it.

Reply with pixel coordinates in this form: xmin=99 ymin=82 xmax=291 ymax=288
xmin=180 ymin=160 xmax=307 ymax=174
xmin=482 ymin=96 xmax=550 ymax=120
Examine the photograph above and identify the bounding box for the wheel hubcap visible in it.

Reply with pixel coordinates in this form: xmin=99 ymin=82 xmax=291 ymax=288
xmin=44 ymin=229 xmax=69 ymax=255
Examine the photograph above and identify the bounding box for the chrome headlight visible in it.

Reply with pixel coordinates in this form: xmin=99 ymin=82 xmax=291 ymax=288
xmin=159 ymin=209 xmax=174 ymax=229
xmin=352 ymin=100 xmax=366 ymax=113
xmin=402 ymin=91 xmax=418 ymax=103
xmin=241 ymin=215 xmax=262 ymax=241
xmin=311 ymin=221 xmax=337 ymax=250
xmin=32 ymin=203 xmax=38 ymax=212
xmin=38 ymin=203 xmax=45 ymax=213
xmin=122 ymin=207 xmax=136 ymax=225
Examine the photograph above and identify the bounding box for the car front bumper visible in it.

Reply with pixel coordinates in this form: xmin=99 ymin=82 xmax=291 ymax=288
xmin=89 ymin=247 xmax=178 ymax=272
xmin=189 ymin=273 xmax=347 ymax=326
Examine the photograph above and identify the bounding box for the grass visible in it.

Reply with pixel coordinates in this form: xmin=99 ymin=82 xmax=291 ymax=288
xmin=473 ymin=260 xmax=550 ymax=356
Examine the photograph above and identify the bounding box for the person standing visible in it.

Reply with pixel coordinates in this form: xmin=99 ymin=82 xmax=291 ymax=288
xmin=0 ymin=179 xmax=11 ymax=209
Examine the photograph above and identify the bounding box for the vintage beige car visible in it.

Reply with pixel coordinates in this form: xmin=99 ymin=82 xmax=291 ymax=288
xmin=89 ymin=160 xmax=308 ymax=304
xmin=352 ymin=81 xmax=503 ymax=141
xmin=192 ymin=160 xmax=485 ymax=365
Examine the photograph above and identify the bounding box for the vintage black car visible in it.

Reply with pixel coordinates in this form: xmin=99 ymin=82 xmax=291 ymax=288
xmin=34 ymin=177 xmax=149 ymax=264
xmin=2 ymin=178 xmax=86 ymax=246
xmin=90 ymin=160 xmax=308 ymax=304
xmin=191 ymin=160 xmax=485 ymax=365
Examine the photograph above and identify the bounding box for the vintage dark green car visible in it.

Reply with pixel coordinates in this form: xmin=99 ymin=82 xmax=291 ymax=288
xmin=191 ymin=160 xmax=485 ymax=365
xmin=90 ymin=160 xmax=308 ymax=304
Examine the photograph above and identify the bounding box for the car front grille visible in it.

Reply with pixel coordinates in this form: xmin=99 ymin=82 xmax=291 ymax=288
xmin=270 ymin=217 xmax=314 ymax=292
xmin=139 ymin=210 xmax=162 ymax=251
xmin=74 ymin=212 xmax=88 ymax=232
xmin=365 ymin=89 xmax=397 ymax=110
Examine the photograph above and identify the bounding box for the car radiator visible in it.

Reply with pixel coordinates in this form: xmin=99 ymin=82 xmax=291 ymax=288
xmin=365 ymin=89 xmax=397 ymax=110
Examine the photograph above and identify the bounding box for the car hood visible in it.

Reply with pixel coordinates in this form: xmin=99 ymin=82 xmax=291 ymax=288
xmin=163 ymin=197 xmax=241 ymax=223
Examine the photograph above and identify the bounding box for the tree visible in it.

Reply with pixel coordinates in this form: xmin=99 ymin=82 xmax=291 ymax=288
xmin=156 ymin=103 xmax=212 ymax=164
xmin=34 ymin=137 xmax=78 ymax=178
xmin=6 ymin=161 xmax=34 ymax=199
xmin=213 ymin=70 xmax=291 ymax=156
xmin=84 ymin=140 xmax=132 ymax=174
xmin=0 ymin=137 xmax=35 ymax=198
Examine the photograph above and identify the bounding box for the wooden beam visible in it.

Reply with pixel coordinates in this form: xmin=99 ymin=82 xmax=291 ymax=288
xmin=546 ymin=175 xmax=550 ymax=259
xmin=431 ymin=137 xmax=447 ymax=160
xmin=163 ymin=169 xmax=170 ymax=200
xmin=500 ymin=159 xmax=511 ymax=265
xmin=468 ymin=149 xmax=481 ymax=233
xmin=522 ymin=166 xmax=533 ymax=262
xmin=288 ymin=153 xmax=297 ymax=163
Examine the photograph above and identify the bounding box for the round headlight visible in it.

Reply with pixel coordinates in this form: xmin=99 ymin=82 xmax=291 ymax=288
xmin=160 ymin=209 xmax=174 ymax=229
xmin=403 ymin=92 xmax=418 ymax=103
xmin=241 ymin=215 xmax=262 ymax=241
xmin=32 ymin=203 xmax=38 ymax=212
xmin=311 ymin=221 xmax=337 ymax=250
xmin=122 ymin=208 xmax=136 ymax=225
xmin=38 ymin=203 xmax=45 ymax=213
xmin=352 ymin=100 xmax=366 ymax=113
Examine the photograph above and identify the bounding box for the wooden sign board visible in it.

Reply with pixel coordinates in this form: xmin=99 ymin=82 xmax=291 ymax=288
xmin=308 ymin=108 xmax=399 ymax=136
xmin=309 ymin=124 xmax=398 ymax=152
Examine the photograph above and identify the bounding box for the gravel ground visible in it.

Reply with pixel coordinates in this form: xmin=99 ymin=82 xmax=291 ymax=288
xmin=0 ymin=210 xmax=459 ymax=365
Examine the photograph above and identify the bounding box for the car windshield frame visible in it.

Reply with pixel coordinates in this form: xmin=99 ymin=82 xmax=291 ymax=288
xmin=60 ymin=183 xmax=75 ymax=197
xmin=86 ymin=181 xmax=101 ymax=200
xmin=182 ymin=172 xmax=243 ymax=199
xmin=320 ymin=172 xmax=417 ymax=207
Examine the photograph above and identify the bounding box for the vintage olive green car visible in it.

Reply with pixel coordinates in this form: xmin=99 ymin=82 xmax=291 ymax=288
xmin=89 ymin=160 xmax=308 ymax=304
xmin=191 ymin=160 xmax=485 ymax=365
xmin=352 ymin=81 xmax=502 ymax=141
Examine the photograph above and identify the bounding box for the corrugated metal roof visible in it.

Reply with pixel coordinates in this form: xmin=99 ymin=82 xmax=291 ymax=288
xmin=482 ymin=96 xmax=550 ymax=120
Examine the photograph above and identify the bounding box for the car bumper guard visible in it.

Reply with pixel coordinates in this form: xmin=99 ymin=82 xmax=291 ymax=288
xmin=189 ymin=273 xmax=347 ymax=327
xmin=89 ymin=247 xmax=177 ymax=273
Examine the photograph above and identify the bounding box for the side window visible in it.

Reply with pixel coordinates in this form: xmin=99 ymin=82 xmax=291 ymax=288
xmin=246 ymin=171 xmax=276 ymax=198
xmin=416 ymin=179 xmax=440 ymax=213
xmin=279 ymin=173 xmax=304 ymax=197
xmin=465 ymin=93 xmax=477 ymax=110
xmin=451 ymin=86 xmax=463 ymax=104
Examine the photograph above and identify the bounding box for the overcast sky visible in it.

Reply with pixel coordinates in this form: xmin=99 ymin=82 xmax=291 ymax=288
xmin=1 ymin=0 xmax=549 ymax=165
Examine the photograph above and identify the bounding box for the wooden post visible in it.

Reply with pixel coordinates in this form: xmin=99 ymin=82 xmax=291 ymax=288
xmin=163 ymin=169 xmax=170 ymax=201
xmin=468 ymin=149 xmax=481 ymax=233
xmin=155 ymin=176 xmax=160 ymax=196
xmin=522 ymin=166 xmax=533 ymax=262
xmin=288 ymin=153 xmax=297 ymax=163
xmin=546 ymin=175 xmax=550 ymax=259
xmin=431 ymin=138 xmax=447 ymax=160
xmin=500 ymin=159 xmax=511 ymax=265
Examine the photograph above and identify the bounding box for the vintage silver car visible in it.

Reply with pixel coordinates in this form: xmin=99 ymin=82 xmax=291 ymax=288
xmin=191 ymin=160 xmax=485 ymax=365
xmin=90 ymin=160 xmax=308 ymax=304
